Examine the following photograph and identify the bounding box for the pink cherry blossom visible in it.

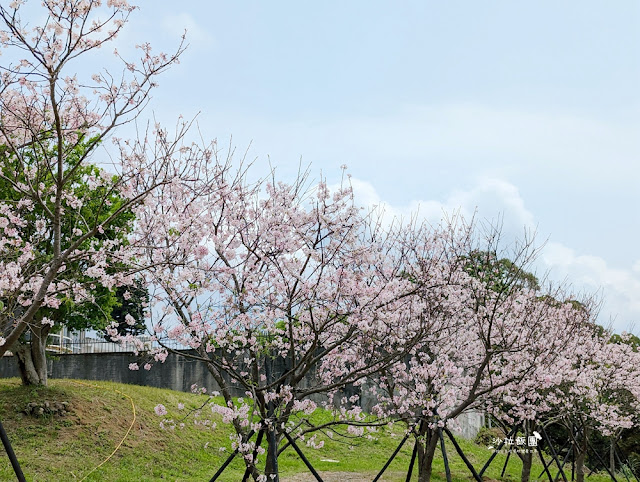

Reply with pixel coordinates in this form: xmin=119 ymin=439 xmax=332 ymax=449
xmin=154 ymin=404 xmax=168 ymax=416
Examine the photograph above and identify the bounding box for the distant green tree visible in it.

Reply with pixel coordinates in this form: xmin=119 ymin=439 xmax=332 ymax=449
xmin=610 ymin=332 xmax=640 ymax=351
xmin=0 ymin=136 xmax=142 ymax=385
xmin=463 ymin=249 xmax=540 ymax=293
xmin=106 ymin=280 xmax=148 ymax=340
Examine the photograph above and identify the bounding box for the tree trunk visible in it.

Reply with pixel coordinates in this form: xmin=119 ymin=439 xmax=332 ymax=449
xmin=610 ymin=437 xmax=616 ymax=476
xmin=520 ymin=421 xmax=533 ymax=482
xmin=416 ymin=427 xmax=441 ymax=482
xmin=575 ymin=447 xmax=586 ymax=482
xmin=263 ymin=428 xmax=279 ymax=482
xmin=575 ymin=426 xmax=589 ymax=482
xmin=263 ymin=356 xmax=280 ymax=481
xmin=521 ymin=451 xmax=533 ymax=482
xmin=15 ymin=326 xmax=50 ymax=386
xmin=203 ymin=357 xmax=261 ymax=481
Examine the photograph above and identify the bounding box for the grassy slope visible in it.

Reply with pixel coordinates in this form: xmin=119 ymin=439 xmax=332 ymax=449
xmin=0 ymin=378 xmax=613 ymax=481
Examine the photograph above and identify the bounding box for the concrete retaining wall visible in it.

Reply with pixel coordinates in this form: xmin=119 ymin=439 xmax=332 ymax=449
xmin=1 ymin=350 xmax=218 ymax=393
xmin=0 ymin=351 xmax=483 ymax=439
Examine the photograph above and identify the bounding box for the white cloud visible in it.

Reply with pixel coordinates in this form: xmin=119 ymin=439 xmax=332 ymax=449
xmin=165 ymin=102 xmax=639 ymax=216
xmin=141 ymin=99 xmax=640 ymax=335
xmin=345 ymin=177 xmax=640 ymax=335
xmin=345 ymin=177 xmax=424 ymax=224
xmin=541 ymin=242 xmax=640 ymax=333
xmin=348 ymin=176 xmax=535 ymax=237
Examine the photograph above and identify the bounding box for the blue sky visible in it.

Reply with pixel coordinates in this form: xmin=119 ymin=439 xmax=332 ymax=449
xmin=88 ymin=1 xmax=640 ymax=332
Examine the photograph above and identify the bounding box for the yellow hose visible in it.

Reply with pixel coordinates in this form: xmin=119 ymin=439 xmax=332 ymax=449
xmin=61 ymin=380 xmax=136 ymax=481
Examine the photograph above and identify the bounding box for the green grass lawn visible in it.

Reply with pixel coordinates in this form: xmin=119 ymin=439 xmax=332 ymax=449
xmin=0 ymin=378 xmax=615 ymax=481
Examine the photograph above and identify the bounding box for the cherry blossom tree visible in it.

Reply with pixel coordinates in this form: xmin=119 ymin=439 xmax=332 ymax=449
xmin=543 ymin=330 xmax=640 ymax=482
xmin=128 ymin=168 xmax=447 ymax=480
xmin=0 ymin=0 xmax=215 ymax=386
xmin=481 ymin=309 xmax=640 ymax=482
xmin=369 ymin=224 xmax=594 ymax=482
xmin=482 ymin=299 xmax=602 ymax=482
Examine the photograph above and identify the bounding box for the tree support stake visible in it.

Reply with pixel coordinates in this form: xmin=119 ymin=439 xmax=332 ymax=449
xmin=242 ymin=428 xmax=265 ymax=482
xmin=209 ymin=429 xmax=256 ymax=482
xmin=536 ymin=441 xmax=554 ymax=482
xmin=478 ymin=424 xmax=519 ymax=477
xmin=405 ymin=439 xmax=418 ymax=482
xmin=373 ymin=429 xmax=413 ymax=481
xmin=0 ymin=418 xmax=26 ymax=482
xmin=439 ymin=428 xmax=452 ymax=482
xmin=540 ymin=424 xmax=569 ymax=482
xmin=444 ymin=428 xmax=482 ymax=482
xmin=281 ymin=431 xmax=323 ymax=481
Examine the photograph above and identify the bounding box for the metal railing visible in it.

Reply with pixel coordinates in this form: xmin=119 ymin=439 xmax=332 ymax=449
xmin=45 ymin=336 xmax=187 ymax=354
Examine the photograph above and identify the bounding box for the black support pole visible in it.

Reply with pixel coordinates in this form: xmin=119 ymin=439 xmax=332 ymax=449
xmin=405 ymin=440 xmax=418 ymax=482
xmin=264 ymin=357 xmax=279 ymax=482
xmin=209 ymin=447 xmax=239 ymax=481
xmin=0 ymin=419 xmax=26 ymax=482
xmin=209 ymin=429 xmax=256 ymax=482
xmin=541 ymin=425 xmax=569 ymax=482
xmin=242 ymin=428 xmax=265 ymax=482
xmin=584 ymin=438 xmax=618 ymax=482
xmin=373 ymin=430 xmax=413 ymax=482
xmin=439 ymin=429 xmax=452 ymax=482
xmin=614 ymin=449 xmax=633 ymax=482
xmin=501 ymin=450 xmax=511 ymax=478
xmin=539 ymin=439 xmax=570 ymax=479
xmin=479 ymin=425 xmax=519 ymax=477
xmin=554 ymin=445 xmax=573 ymax=482
xmin=443 ymin=428 xmax=482 ymax=482
xmin=536 ymin=442 xmax=554 ymax=482
xmin=281 ymin=431 xmax=323 ymax=482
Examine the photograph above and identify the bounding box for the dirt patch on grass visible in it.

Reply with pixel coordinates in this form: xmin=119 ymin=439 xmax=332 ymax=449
xmin=282 ymin=472 xmax=401 ymax=481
